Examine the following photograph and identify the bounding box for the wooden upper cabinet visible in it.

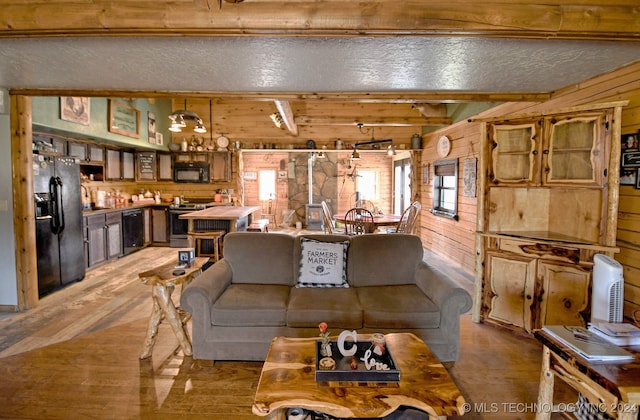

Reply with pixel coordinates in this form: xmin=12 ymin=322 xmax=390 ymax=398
xmin=487 ymin=109 xmax=611 ymax=188
xmin=488 ymin=121 xmax=540 ymax=185
xmin=542 ymin=112 xmax=610 ymax=187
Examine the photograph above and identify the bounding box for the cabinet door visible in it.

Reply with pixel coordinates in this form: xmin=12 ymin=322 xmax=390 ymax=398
xmin=151 ymin=207 xmax=169 ymax=244
xmin=538 ymin=261 xmax=590 ymax=328
xmin=488 ymin=121 xmax=540 ymax=186
xmin=136 ymin=151 xmax=156 ymax=181
xmin=211 ymin=152 xmax=231 ymax=182
xmin=88 ymin=144 xmax=104 ymax=164
xmin=142 ymin=208 xmax=152 ymax=245
xmin=87 ymin=214 xmax=107 ymax=267
xmin=542 ymin=111 xmax=609 ymax=187
xmin=105 ymin=149 xmax=121 ymax=180
xmin=157 ymin=153 xmax=173 ymax=181
xmin=122 ymin=151 xmax=135 ymax=181
xmin=484 ymin=252 xmax=537 ymax=332
xmin=68 ymin=141 xmax=88 ymax=161
xmin=106 ymin=212 xmax=123 ymax=259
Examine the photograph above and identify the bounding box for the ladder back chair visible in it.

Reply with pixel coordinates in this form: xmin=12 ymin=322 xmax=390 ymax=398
xmin=343 ymin=207 xmax=375 ymax=235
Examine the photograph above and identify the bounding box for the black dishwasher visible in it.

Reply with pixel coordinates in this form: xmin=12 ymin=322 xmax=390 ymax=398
xmin=122 ymin=208 xmax=144 ymax=255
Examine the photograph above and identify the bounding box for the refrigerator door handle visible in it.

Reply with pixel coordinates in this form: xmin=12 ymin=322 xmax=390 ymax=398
xmin=49 ymin=176 xmax=65 ymax=234
xmin=56 ymin=176 xmax=65 ymax=234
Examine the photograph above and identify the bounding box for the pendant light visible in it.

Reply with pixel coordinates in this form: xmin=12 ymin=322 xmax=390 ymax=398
xmin=168 ymin=99 xmax=206 ymax=134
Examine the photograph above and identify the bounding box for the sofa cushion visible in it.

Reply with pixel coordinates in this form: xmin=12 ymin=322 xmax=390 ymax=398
xmin=287 ymin=287 xmax=363 ymax=329
xmin=212 ymin=284 xmax=290 ymax=327
xmin=224 ymin=232 xmax=295 ymax=285
xmin=356 ymin=285 xmax=440 ymax=329
xmin=347 ymin=234 xmax=423 ymax=287
xmin=297 ymin=237 xmax=349 ymax=288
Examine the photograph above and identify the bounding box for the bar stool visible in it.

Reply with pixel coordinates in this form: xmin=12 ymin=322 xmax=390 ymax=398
xmin=188 ymin=231 xmax=225 ymax=261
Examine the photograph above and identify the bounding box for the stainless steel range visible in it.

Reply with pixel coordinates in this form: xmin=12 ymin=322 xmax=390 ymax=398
xmin=168 ymin=200 xmax=210 ymax=248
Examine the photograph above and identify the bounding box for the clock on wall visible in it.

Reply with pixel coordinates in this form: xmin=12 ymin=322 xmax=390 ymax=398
xmin=216 ymin=135 xmax=229 ymax=151
xmin=437 ymin=135 xmax=451 ymax=158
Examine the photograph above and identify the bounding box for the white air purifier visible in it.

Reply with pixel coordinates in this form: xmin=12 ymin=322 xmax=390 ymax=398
xmin=591 ymin=254 xmax=624 ymax=324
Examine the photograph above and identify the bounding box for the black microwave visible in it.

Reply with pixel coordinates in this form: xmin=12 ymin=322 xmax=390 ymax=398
xmin=174 ymin=162 xmax=210 ymax=183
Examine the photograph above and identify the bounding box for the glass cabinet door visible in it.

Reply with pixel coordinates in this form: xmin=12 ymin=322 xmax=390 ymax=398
xmin=489 ymin=122 xmax=539 ymax=185
xmin=543 ymin=113 xmax=606 ymax=186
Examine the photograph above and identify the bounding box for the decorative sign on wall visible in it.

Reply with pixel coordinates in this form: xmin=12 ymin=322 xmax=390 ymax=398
xmin=108 ymin=99 xmax=140 ymax=138
xmin=148 ymin=111 xmax=156 ymax=144
xmin=621 ymin=131 xmax=640 ymax=188
xmin=462 ymin=158 xmax=477 ymax=198
xmin=60 ymin=97 xmax=90 ymax=125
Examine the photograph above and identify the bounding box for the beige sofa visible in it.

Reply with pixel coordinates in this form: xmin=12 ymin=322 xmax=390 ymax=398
xmin=180 ymin=232 xmax=472 ymax=362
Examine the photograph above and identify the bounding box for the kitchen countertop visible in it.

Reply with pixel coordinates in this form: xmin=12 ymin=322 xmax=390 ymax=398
xmin=178 ymin=206 xmax=260 ymax=220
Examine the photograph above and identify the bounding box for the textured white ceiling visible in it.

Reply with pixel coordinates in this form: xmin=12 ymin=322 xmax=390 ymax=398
xmin=0 ymin=36 xmax=639 ymax=95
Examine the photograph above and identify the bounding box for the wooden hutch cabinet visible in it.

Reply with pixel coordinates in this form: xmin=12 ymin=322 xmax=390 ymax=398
xmin=473 ymin=102 xmax=626 ymax=334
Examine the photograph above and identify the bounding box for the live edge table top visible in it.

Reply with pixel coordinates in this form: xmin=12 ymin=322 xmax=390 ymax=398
xmin=252 ymin=333 xmax=465 ymax=419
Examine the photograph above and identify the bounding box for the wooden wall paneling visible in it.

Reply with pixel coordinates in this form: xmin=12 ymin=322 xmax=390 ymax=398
xmin=11 ymin=95 xmax=38 ymax=310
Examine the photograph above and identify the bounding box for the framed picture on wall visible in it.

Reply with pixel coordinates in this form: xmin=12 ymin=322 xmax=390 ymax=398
xmin=621 ymin=168 xmax=637 ymax=185
xmin=60 ymin=97 xmax=90 ymax=125
xmin=108 ymin=99 xmax=140 ymax=138
xmin=148 ymin=111 xmax=156 ymax=144
xmin=636 ymin=169 xmax=640 ymax=189
xmin=622 ymin=132 xmax=639 ymax=151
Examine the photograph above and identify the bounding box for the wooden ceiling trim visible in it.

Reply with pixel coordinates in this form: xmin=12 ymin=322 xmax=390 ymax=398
xmin=8 ymin=89 xmax=553 ymax=104
xmin=294 ymin=116 xmax=452 ymax=127
xmin=0 ymin=1 xmax=639 ymax=40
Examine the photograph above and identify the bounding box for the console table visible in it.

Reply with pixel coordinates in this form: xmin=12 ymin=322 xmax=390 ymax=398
xmin=535 ymin=329 xmax=640 ymax=420
xmin=252 ymin=333 xmax=465 ymax=419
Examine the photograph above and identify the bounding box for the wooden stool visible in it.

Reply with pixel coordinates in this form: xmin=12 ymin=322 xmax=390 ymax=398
xmin=189 ymin=231 xmax=224 ymax=261
xmin=247 ymin=219 xmax=270 ymax=232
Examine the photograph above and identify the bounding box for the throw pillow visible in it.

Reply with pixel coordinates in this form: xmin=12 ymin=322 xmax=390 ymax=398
xmin=297 ymin=238 xmax=349 ymax=288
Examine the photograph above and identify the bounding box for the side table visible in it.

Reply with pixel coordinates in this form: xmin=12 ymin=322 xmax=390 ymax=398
xmin=138 ymin=257 xmax=209 ymax=359
xmin=534 ymin=329 xmax=640 ymax=420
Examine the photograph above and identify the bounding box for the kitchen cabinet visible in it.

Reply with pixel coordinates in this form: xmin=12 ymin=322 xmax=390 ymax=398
xmin=211 ymin=151 xmax=231 ymax=182
xmin=174 ymin=152 xmax=208 ymax=163
xmin=87 ymin=144 xmax=104 ymax=164
xmin=157 ymin=153 xmax=172 ymax=181
xmin=136 ymin=151 xmax=156 ymax=181
xmin=68 ymin=141 xmax=89 ymax=161
xmin=143 ymin=207 xmax=152 ymax=245
xmin=151 ymin=207 xmax=170 ymax=245
xmin=473 ymin=102 xmax=624 ymax=334
xmin=106 ymin=149 xmax=135 ymax=181
xmin=86 ymin=211 xmax=123 ymax=269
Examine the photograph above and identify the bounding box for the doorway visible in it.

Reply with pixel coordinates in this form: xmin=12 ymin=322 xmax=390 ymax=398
xmin=393 ymin=157 xmax=411 ymax=214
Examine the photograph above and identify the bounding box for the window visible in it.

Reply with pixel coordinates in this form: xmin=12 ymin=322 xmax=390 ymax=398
xmin=431 ymin=159 xmax=458 ymax=220
xmin=357 ymin=169 xmax=379 ymax=201
xmin=259 ymin=169 xmax=276 ymax=201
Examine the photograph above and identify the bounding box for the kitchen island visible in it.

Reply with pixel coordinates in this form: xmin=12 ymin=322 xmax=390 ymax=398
xmin=179 ymin=206 xmax=261 ymax=235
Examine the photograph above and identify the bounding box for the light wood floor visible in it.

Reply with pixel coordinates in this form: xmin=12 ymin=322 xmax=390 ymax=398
xmin=0 ymin=246 xmax=577 ymax=419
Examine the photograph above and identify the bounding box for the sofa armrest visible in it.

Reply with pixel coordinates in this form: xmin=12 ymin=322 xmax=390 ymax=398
xmin=414 ymin=262 xmax=472 ymax=327
xmin=181 ymin=260 xmax=233 ymax=318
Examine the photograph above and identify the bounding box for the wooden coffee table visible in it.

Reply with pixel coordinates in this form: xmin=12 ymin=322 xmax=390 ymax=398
xmin=252 ymin=333 xmax=465 ymax=419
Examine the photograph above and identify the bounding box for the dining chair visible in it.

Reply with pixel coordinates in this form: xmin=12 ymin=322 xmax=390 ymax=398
xmin=343 ymin=207 xmax=375 ymax=235
xmin=321 ymin=201 xmax=335 ymax=234
xmin=393 ymin=201 xmax=422 ymax=234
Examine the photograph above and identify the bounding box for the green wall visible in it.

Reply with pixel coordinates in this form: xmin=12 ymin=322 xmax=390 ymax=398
xmin=32 ymin=97 xmax=172 ymax=150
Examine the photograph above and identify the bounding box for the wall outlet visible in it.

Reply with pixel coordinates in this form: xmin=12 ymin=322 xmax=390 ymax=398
xmin=0 ymin=200 xmax=8 ymax=211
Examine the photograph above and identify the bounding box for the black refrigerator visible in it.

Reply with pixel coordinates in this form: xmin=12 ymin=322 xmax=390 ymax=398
xmin=34 ymin=155 xmax=86 ymax=297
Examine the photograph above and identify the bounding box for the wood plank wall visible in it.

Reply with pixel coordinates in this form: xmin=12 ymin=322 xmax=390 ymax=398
xmin=422 ymin=61 xmax=640 ymax=319
xmin=241 ymin=151 xmax=394 ymax=226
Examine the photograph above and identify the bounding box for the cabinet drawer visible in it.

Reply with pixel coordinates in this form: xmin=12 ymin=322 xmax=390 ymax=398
xmin=496 ymin=238 xmax=581 ymax=264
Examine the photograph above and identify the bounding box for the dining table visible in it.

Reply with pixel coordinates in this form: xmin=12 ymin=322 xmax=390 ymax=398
xmin=333 ymin=212 xmax=402 ymax=229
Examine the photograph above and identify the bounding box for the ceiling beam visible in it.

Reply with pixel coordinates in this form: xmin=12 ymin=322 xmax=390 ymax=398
xmin=273 ymin=100 xmax=298 ymax=136
xmin=0 ymin=1 xmax=639 ymax=40
xmin=294 ymin=116 xmax=452 ymax=127
xmin=9 ymin=89 xmax=552 ymax=103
